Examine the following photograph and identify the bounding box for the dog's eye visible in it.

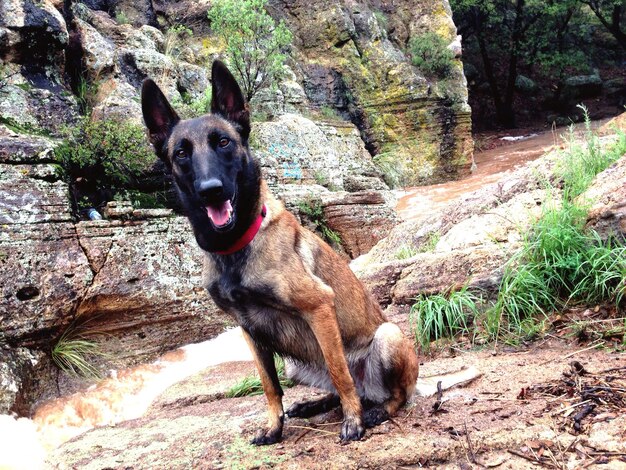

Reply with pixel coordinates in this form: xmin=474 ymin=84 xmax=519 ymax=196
xmin=218 ymin=138 xmax=230 ymax=148
xmin=175 ymin=149 xmax=188 ymax=160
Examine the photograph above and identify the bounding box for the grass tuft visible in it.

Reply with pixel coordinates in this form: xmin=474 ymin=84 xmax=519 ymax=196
xmin=52 ymin=332 xmax=104 ymax=379
xmin=410 ymin=285 xmax=480 ymax=350
xmin=226 ymin=356 xmax=294 ymax=398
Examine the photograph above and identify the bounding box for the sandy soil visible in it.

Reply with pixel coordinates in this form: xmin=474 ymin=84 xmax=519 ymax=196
xmin=50 ymin=335 xmax=626 ymax=469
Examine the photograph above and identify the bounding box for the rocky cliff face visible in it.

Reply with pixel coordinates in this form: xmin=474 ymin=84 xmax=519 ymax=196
xmin=271 ymin=0 xmax=473 ymax=184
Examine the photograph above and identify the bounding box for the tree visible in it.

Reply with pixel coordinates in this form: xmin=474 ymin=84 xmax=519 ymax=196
xmin=451 ymin=0 xmax=601 ymax=128
xmin=207 ymin=0 xmax=293 ymax=102
xmin=578 ymin=0 xmax=626 ymax=49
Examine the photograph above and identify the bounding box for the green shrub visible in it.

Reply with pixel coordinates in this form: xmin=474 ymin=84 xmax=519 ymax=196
xmin=173 ymin=88 xmax=213 ymax=119
xmin=208 ymin=0 xmax=293 ymax=101
xmin=558 ymin=105 xmax=626 ymax=202
xmin=408 ymin=32 xmax=455 ymax=78
xmin=396 ymin=244 xmax=418 ymax=260
xmin=55 ymin=118 xmax=155 ymax=189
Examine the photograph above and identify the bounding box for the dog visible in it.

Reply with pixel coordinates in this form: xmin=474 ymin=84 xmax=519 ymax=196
xmin=141 ymin=60 xmax=419 ymax=444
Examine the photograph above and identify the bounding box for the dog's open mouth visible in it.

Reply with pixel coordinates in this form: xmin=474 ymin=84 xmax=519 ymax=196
xmin=206 ymin=199 xmax=234 ymax=229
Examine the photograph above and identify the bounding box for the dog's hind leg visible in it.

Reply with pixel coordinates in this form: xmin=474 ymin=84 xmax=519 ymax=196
xmin=242 ymin=329 xmax=285 ymax=445
xmin=362 ymin=322 xmax=419 ymax=428
xmin=286 ymin=393 xmax=340 ymax=418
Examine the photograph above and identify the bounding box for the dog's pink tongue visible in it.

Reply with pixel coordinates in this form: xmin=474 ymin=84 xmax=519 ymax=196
xmin=206 ymin=200 xmax=232 ymax=226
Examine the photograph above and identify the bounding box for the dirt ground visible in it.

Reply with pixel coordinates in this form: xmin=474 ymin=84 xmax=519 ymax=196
xmin=49 ymin=331 xmax=626 ymax=469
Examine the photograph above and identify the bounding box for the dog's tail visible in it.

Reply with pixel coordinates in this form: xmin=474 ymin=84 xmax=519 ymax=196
xmin=414 ymin=365 xmax=481 ymax=397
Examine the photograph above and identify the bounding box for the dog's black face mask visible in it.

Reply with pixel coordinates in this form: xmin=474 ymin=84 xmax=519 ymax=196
xmin=141 ymin=61 xmax=261 ymax=253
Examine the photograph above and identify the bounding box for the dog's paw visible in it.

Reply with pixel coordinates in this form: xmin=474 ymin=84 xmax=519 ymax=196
xmin=340 ymin=416 xmax=365 ymax=442
xmin=363 ymin=406 xmax=390 ymax=428
xmin=286 ymin=396 xmax=340 ymax=418
xmin=250 ymin=427 xmax=282 ymax=446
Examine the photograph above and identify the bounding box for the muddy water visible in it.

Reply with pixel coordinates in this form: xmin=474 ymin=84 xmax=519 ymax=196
xmin=396 ymin=120 xmax=610 ymax=222
xmin=0 ymin=328 xmax=251 ymax=469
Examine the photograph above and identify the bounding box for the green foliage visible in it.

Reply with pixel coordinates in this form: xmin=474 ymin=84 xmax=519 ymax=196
xmin=207 ymin=0 xmax=293 ymax=101
xmin=114 ymin=189 xmax=170 ymax=209
xmin=298 ymin=199 xmax=342 ymax=245
xmin=396 ymin=244 xmax=418 ymax=260
xmin=76 ymin=77 xmax=100 ymax=114
xmin=373 ymin=10 xmax=389 ymax=38
xmin=319 ymin=105 xmax=340 ymax=120
xmin=164 ymin=24 xmax=193 ymax=59
xmin=115 ymin=10 xmax=130 ymax=25
xmin=52 ymin=332 xmax=104 ymax=378
xmin=408 ymin=32 xmax=455 ymax=78
xmin=558 ymin=105 xmax=626 ymax=201
xmin=225 ymin=356 xmax=294 ymax=398
xmin=172 ymin=88 xmax=213 ymax=119
xmin=55 ymin=118 xmax=155 ymax=189
xmin=410 ymin=285 xmax=480 ymax=350
xmin=373 ymin=150 xmax=404 ymax=189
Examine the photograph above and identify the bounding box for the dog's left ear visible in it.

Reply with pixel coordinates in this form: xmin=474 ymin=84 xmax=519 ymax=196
xmin=142 ymin=79 xmax=180 ymax=157
xmin=211 ymin=60 xmax=251 ymax=139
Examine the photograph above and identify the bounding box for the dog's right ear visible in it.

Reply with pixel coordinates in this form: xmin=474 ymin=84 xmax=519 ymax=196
xmin=141 ymin=79 xmax=180 ymax=157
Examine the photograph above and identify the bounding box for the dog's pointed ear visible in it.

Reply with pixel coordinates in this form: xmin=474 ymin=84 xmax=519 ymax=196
xmin=211 ymin=60 xmax=250 ymax=139
xmin=141 ymin=79 xmax=180 ymax=156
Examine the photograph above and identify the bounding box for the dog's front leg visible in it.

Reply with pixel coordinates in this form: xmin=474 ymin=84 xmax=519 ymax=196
xmin=303 ymin=303 xmax=365 ymax=442
xmin=241 ymin=329 xmax=284 ymax=445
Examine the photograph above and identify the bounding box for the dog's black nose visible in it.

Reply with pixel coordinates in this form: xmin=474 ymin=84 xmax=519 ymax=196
xmin=196 ymin=178 xmax=223 ymax=199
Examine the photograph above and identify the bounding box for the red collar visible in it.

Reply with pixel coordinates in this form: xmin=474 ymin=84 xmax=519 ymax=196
xmin=213 ymin=205 xmax=267 ymax=255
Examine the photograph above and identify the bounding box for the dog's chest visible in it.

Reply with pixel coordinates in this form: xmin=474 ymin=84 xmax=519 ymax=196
xmin=205 ymin=253 xmax=320 ymax=361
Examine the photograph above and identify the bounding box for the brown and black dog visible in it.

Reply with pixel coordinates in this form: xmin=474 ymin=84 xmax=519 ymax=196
xmin=141 ymin=61 xmax=419 ymax=444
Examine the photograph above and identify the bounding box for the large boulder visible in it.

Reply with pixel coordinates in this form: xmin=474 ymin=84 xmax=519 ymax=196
xmin=582 ymin=151 xmax=626 ymax=241
xmin=252 ymin=114 xmax=387 ymax=192
xmin=0 ymin=0 xmax=68 ymax=66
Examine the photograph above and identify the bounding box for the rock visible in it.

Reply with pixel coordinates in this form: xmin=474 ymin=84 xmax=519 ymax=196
xmin=0 ymin=0 xmax=68 ymax=66
xmin=582 ymin=152 xmax=626 ymax=241
xmin=0 ymin=132 xmax=231 ymax=414
xmin=0 ymin=69 xmax=79 ymax=135
xmin=598 ymin=111 xmax=626 ymax=135
xmin=560 ymin=72 xmax=603 ymax=104
xmin=321 ymin=191 xmax=397 ymax=258
xmin=74 ymin=18 xmax=116 ymax=79
xmin=0 ymin=348 xmax=53 ymax=415
xmin=515 ymin=74 xmax=537 ymax=94
xmin=74 ymin=216 xmax=230 ymax=365
xmin=436 ymin=189 xmax=547 ymax=251
xmin=0 ymin=155 xmax=92 ymax=346
xmin=252 ymin=114 xmax=387 ymax=192
xmin=113 ymin=0 xmax=157 ymax=27
xmin=587 ymin=415 xmax=626 ymax=453
xmin=390 ymin=246 xmax=510 ymax=304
